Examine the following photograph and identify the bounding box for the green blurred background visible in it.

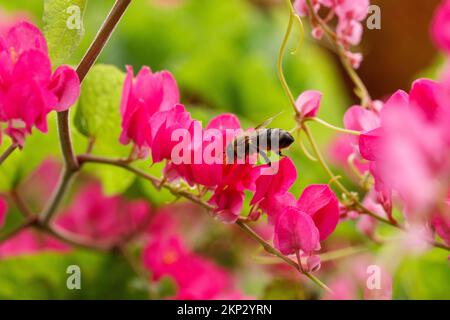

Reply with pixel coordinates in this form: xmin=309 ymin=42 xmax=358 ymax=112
xmin=0 ymin=0 xmax=448 ymax=300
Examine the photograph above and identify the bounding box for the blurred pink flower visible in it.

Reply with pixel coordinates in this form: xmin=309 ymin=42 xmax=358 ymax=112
xmin=295 ymin=0 xmax=369 ymax=51
xmin=431 ymin=212 xmax=450 ymax=246
xmin=360 ymin=79 xmax=450 ymax=217
xmin=343 ymin=105 xmax=380 ymax=132
xmin=119 ymin=65 xmax=179 ymax=154
xmin=431 ymin=0 xmax=450 ymax=54
xmin=143 ymin=235 xmax=246 ymax=300
xmin=0 ymin=22 xmax=80 ymax=146
xmin=57 ymin=183 xmax=151 ymax=246
xmin=0 ymin=197 xmax=7 ymax=228
xmin=295 ymin=90 xmax=322 ymax=119
xmin=0 ymin=9 xmax=31 ymax=35
xmin=0 ymin=230 xmax=68 ymax=258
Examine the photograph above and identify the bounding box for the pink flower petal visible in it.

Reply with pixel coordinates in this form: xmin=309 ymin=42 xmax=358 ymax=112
xmin=48 ymin=65 xmax=80 ymax=111
xmin=251 ymin=157 xmax=297 ymax=205
xmin=359 ymin=127 xmax=383 ymax=161
xmin=344 ymin=105 xmax=380 ymax=132
xmin=295 ymin=90 xmax=322 ymax=118
xmin=274 ymin=206 xmax=320 ymax=255
xmin=6 ymin=21 xmax=48 ymax=56
xmin=297 ymin=184 xmax=340 ymax=241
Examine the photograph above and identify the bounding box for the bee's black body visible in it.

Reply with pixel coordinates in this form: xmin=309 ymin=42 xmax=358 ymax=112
xmin=226 ymin=128 xmax=295 ymax=164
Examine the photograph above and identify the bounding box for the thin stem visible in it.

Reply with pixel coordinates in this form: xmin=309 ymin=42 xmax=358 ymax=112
xmin=38 ymin=223 xmax=112 ymax=252
xmin=77 ymin=154 xmax=213 ymax=211
xmin=0 ymin=144 xmax=17 ymax=166
xmin=306 ymin=117 xmax=361 ymax=136
xmin=10 ymin=190 xmax=34 ymax=218
xmin=277 ymin=0 xmax=298 ymax=113
xmin=304 ymin=0 xmax=371 ymax=107
xmin=297 ymin=130 xmax=318 ymax=161
xmin=302 ymin=123 xmax=396 ymax=227
xmin=236 ymin=220 xmax=333 ymax=294
xmin=0 ymin=219 xmax=36 ymax=243
xmin=40 ymin=169 xmax=75 ymax=224
xmin=76 ymin=0 xmax=132 ymax=82
xmin=78 ymin=154 xmax=331 ymax=292
xmin=42 ymin=0 xmax=132 ymax=224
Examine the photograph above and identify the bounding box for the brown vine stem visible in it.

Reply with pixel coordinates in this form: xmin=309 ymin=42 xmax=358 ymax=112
xmin=77 ymin=154 xmax=333 ymax=293
xmin=41 ymin=0 xmax=132 ymax=224
xmin=0 ymin=144 xmax=17 ymax=166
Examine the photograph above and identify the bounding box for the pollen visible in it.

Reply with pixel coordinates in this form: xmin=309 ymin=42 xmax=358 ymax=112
xmin=163 ymin=250 xmax=178 ymax=265
xmin=9 ymin=47 xmax=18 ymax=64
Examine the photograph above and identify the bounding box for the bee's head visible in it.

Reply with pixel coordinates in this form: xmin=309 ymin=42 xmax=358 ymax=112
xmin=279 ymin=130 xmax=295 ymax=149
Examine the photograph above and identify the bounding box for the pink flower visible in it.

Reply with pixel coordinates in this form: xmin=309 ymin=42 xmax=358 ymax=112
xmin=345 ymin=50 xmax=363 ymax=69
xmin=0 ymin=197 xmax=7 ymax=228
xmin=0 ymin=22 xmax=80 ymax=146
xmin=57 ymin=183 xmax=151 ymax=246
xmin=297 ymin=184 xmax=340 ymax=241
xmin=359 ymin=78 xmax=450 ymax=217
xmin=356 ymin=190 xmax=390 ymax=237
xmin=150 ymin=104 xmax=193 ymax=163
xmin=337 ymin=19 xmax=363 ymax=46
xmin=295 ymin=90 xmax=322 ymax=119
xmin=209 ymin=187 xmax=245 ymax=223
xmin=344 ymin=105 xmax=380 ymax=133
xmin=143 ymin=235 xmax=241 ymax=300
xmin=0 ymin=9 xmax=30 ymax=35
xmin=251 ymin=157 xmax=297 ymax=205
xmin=258 ymin=192 xmax=297 ymax=225
xmin=431 ymin=0 xmax=450 ymax=54
xmin=334 ymin=0 xmax=369 ymax=21
xmin=431 ymin=212 xmax=450 ymax=246
xmin=119 ymin=65 xmax=179 ymax=152
xmin=274 ymin=206 xmax=321 ymax=256
xmin=329 ymin=134 xmax=370 ymax=175
xmin=0 ymin=230 xmax=68 ymax=258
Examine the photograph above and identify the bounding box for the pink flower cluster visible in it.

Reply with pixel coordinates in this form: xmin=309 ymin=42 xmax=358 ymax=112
xmin=0 ymin=179 xmax=152 ymax=258
xmin=143 ymin=208 xmax=249 ymax=300
xmin=57 ymin=183 xmax=151 ymax=246
xmin=331 ymin=76 xmax=450 ymax=246
xmin=119 ymin=66 xmax=340 ymax=267
xmin=358 ymin=79 xmax=450 ymax=245
xmin=0 ymin=22 xmax=80 ymax=146
xmin=251 ymin=158 xmax=339 ymax=270
xmin=294 ymin=0 xmax=370 ymax=68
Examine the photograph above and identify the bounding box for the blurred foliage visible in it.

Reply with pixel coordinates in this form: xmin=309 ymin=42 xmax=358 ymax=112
xmin=0 ymin=0 xmax=448 ymax=300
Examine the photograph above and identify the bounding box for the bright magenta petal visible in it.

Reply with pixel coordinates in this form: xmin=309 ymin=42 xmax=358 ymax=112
xmin=274 ymin=206 xmax=320 ymax=255
xmin=295 ymin=90 xmax=322 ymax=118
xmin=297 ymin=184 xmax=339 ymax=241
xmin=49 ymin=65 xmax=80 ymax=111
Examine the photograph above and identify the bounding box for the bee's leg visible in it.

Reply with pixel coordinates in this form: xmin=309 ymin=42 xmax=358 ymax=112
xmin=258 ymin=150 xmax=271 ymax=166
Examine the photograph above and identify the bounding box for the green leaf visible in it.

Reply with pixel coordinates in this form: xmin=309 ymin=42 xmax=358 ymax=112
xmin=43 ymin=0 xmax=87 ymax=66
xmin=75 ymin=64 xmax=125 ymax=139
xmin=74 ymin=64 xmax=135 ymax=195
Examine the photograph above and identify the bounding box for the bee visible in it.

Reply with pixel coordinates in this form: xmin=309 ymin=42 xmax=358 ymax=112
xmin=226 ymin=113 xmax=295 ymax=166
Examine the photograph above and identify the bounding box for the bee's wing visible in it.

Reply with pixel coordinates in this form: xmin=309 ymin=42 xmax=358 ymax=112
xmin=255 ymin=111 xmax=285 ymax=129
